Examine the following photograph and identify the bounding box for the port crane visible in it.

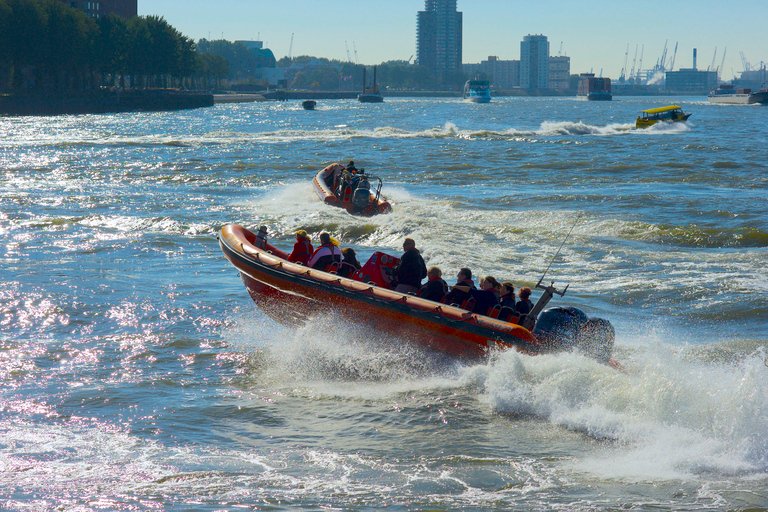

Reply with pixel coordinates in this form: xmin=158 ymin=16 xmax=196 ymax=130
xmin=620 ymin=44 xmax=629 ymax=82
xmin=709 ymin=47 xmax=717 ymax=71
xmin=718 ymin=48 xmax=727 ymax=80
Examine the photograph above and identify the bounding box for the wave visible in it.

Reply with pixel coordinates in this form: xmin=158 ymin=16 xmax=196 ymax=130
xmin=480 ymin=341 xmax=768 ymax=480
xmin=225 ymin=306 xmax=768 ymax=482
xmin=1 ymin=120 xmax=675 ymax=148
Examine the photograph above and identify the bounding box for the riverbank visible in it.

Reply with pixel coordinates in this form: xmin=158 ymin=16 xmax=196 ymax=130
xmin=0 ymin=89 xmax=213 ymax=116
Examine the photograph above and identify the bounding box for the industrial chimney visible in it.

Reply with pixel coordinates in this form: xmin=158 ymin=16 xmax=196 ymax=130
xmin=693 ymin=48 xmax=697 ymax=70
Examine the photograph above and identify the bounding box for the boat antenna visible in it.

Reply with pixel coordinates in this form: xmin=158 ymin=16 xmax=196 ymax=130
xmin=520 ymin=214 xmax=582 ymax=331
xmin=536 ymin=213 xmax=581 ymax=288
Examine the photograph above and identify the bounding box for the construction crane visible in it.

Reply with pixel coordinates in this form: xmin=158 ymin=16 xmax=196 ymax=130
xmin=407 ymin=55 xmax=413 ymax=64
xmin=288 ymin=33 xmax=294 ymax=60
xmin=630 ymin=45 xmax=638 ymax=82
xmin=620 ymin=44 xmax=629 ymax=82
xmin=718 ymin=47 xmax=727 ymax=80
xmin=558 ymin=41 xmax=563 ymax=56
xmin=740 ymin=51 xmax=750 ymax=72
xmin=353 ymin=42 xmax=359 ymax=64
xmin=669 ymin=42 xmax=678 ymax=71
xmin=709 ymin=47 xmax=717 ymax=71
xmin=637 ymin=44 xmax=644 ymax=81
xmin=345 ymin=41 xmax=352 ymax=62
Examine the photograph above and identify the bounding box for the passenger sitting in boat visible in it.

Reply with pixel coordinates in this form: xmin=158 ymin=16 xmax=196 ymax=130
xmin=443 ymin=268 xmax=475 ymax=306
xmin=254 ymin=225 xmax=269 ymax=249
xmin=515 ymin=286 xmax=534 ymax=315
xmin=419 ymin=266 xmax=448 ymax=302
xmin=337 ymin=247 xmax=362 ymax=278
xmin=469 ymin=276 xmax=501 ymax=314
xmin=323 ymin=163 xmax=345 ymax=190
xmin=393 ymin=238 xmax=428 ymax=294
xmin=499 ymin=281 xmax=516 ymax=308
xmin=287 ymin=230 xmax=314 ymax=265
xmin=308 ymin=232 xmax=342 ymax=270
xmin=346 ymin=160 xmax=358 ymax=173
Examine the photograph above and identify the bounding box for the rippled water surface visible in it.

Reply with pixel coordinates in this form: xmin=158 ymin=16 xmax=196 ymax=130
xmin=1 ymin=96 xmax=767 ymax=511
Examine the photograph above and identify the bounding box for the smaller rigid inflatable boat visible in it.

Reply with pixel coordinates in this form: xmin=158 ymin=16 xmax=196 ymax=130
xmin=218 ymin=224 xmax=621 ymax=368
xmin=313 ymin=163 xmax=391 ymax=216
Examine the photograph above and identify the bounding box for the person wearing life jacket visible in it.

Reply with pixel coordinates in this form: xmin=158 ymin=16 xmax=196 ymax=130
xmin=469 ymin=276 xmax=501 ymax=314
xmin=443 ymin=268 xmax=476 ymax=305
xmin=337 ymin=247 xmax=362 ymax=278
xmin=419 ymin=266 xmax=449 ymax=302
xmin=499 ymin=281 xmax=516 ymax=308
xmin=308 ymin=232 xmax=342 ymax=270
xmin=287 ymin=230 xmax=314 ymax=265
xmin=515 ymin=286 xmax=534 ymax=315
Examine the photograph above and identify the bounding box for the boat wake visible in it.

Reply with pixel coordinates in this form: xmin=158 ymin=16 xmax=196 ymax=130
xmin=478 ymin=340 xmax=768 ymax=481
xmin=225 ymin=303 xmax=768 ymax=482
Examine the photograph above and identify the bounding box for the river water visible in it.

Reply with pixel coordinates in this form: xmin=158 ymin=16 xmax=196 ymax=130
xmin=1 ymin=96 xmax=767 ymax=511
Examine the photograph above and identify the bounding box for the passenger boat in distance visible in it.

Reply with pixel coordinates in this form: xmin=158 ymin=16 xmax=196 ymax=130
xmin=358 ymin=66 xmax=384 ymax=103
xmin=708 ymin=84 xmax=768 ymax=105
xmin=218 ymin=224 xmax=622 ymax=369
xmin=635 ymin=105 xmax=691 ymax=128
xmin=463 ymin=78 xmax=491 ymax=103
xmin=576 ymin=73 xmax=612 ymax=101
xmin=301 ymin=99 xmax=316 ymax=110
xmin=312 ymin=163 xmax=391 ymax=216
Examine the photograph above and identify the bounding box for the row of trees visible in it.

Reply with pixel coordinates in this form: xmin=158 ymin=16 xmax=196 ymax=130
xmin=0 ymin=0 xmax=215 ymax=94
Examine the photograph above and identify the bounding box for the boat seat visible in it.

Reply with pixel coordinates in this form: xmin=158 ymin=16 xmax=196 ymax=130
xmin=336 ymin=262 xmax=359 ymax=278
xmin=325 ymin=261 xmax=341 ymax=274
xmin=498 ymin=307 xmax=517 ymax=323
xmin=487 ymin=304 xmax=502 ymax=318
xmin=460 ymin=297 xmax=476 ymax=312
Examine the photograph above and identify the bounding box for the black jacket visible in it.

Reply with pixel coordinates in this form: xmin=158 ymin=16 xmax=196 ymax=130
xmin=394 ymin=248 xmax=427 ymax=288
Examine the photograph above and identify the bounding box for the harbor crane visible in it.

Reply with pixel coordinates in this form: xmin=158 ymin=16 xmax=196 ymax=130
xmin=630 ymin=45 xmax=638 ymax=82
xmin=353 ymin=41 xmax=359 ymax=64
xmin=709 ymin=47 xmax=717 ymax=71
xmin=345 ymin=41 xmax=352 ymax=62
xmin=718 ymin=48 xmax=727 ymax=80
xmin=620 ymin=44 xmax=629 ymax=82
xmin=669 ymin=42 xmax=678 ymax=71
xmin=740 ymin=51 xmax=750 ymax=72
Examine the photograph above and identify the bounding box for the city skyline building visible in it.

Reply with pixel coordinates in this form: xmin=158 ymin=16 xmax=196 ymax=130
xmin=61 ymin=0 xmax=137 ymax=18
xmin=520 ymin=34 xmax=549 ymax=89
xmin=416 ymin=0 xmax=463 ymax=87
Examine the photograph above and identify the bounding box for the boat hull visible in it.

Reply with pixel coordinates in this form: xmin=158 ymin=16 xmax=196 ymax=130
xmin=312 ymin=166 xmax=391 ymax=216
xmin=358 ymin=94 xmax=384 ymax=103
xmin=218 ymin=224 xmax=541 ymax=360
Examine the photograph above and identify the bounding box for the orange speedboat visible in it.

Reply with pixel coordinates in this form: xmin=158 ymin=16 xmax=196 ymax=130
xmin=218 ymin=224 xmax=620 ymax=367
xmin=313 ymin=163 xmax=391 ymax=216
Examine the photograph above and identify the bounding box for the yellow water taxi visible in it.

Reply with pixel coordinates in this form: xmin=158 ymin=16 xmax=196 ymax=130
xmin=635 ymin=105 xmax=691 ymax=129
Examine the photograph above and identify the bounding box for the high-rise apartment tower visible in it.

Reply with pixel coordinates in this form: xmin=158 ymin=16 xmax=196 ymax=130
xmin=520 ymin=35 xmax=549 ymax=90
xmin=416 ymin=0 xmax=463 ymax=87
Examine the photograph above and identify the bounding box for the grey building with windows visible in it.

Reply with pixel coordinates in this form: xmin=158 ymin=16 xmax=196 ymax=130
xmin=416 ymin=0 xmax=463 ymax=87
xmin=520 ymin=34 xmax=549 ymax=90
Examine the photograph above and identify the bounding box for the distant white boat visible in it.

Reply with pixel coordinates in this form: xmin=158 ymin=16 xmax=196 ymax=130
xmin=708 ymin=84 xmax=768 ymax=105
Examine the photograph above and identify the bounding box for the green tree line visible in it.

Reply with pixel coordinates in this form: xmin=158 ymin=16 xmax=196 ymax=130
xmin=0 ymin=0 xmax=220 ymax=94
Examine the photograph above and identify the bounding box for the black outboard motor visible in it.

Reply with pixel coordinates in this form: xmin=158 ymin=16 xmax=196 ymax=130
xmin=533 ymin=307 xmax=589 ymax=352
xmin=533 ymin=307 xmax=615 ymax=364
xmin=352 ymin=176 xmax=371 ymax=211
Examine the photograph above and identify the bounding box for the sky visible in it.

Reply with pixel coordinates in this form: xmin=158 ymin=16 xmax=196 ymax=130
xmin=139 ymin=0 xmax=768 ymax=81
